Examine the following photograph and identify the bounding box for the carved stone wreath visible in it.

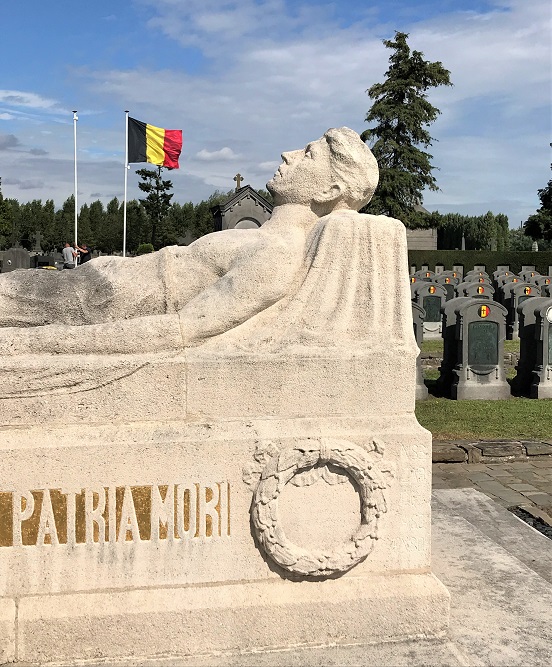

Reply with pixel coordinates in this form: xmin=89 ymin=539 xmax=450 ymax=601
xmin=243 ymin=438 xmax=388 ymax=578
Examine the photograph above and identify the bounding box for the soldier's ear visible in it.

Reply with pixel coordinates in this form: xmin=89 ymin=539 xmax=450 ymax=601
xmin=313 ymin=182 xmax=343 ymax=204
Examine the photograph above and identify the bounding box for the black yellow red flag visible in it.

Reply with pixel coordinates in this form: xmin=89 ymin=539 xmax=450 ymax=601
xmin=128 ymin=117 xmax=182 ymax=169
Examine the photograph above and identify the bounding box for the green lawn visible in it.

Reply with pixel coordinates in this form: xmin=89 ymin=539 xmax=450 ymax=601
xmin=420 ymin=339 xmax=520 ymax=356
xmin=416 ymin=398 xmax=552 ymax=440
xmin=416 ymin=338 xmax=551 ymax=440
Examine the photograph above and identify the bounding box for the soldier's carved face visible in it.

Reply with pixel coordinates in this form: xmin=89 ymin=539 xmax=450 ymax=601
xmin=267 ymin=136 xmax=336 ymax=207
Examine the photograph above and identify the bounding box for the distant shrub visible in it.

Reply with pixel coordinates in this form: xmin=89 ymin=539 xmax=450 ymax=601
xmin=136 ymin=243 xmax=155 ymax=256
xmin=408 ymin=250 xmax=552 ymax=275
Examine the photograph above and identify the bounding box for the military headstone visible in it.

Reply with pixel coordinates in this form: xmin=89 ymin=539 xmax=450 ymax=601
xmin=0 ymin=247 xmax=30 ymax=273
xmin=447 ymin=299 xmax=510 ymax=400
xmin=503 ymin=282 xmax=540 ymax=339
xmin=412 ymin=302 xmax=428 ymax=400
xmin=455 ymin=281 xmax=494 ymax=299
xmin=411 ymin=282 xmax=446 ymax=338
xmin=530 ymin=299 xmax=552 ymax=398
xmin=511 ymin=297 xmax=552 ymax=397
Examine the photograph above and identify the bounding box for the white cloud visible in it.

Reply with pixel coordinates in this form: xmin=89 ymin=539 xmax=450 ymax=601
xmin=0 ymin=113 xmax=14 ymax=120
xmin=0 ymin=90 xmax=60 ymax=111
xmin=2 ymin=0 xmax=550 ymax=226
xmin=196 ymin=147 xmax=240 ymax=161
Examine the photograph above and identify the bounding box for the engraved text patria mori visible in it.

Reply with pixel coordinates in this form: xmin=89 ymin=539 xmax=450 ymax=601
xmin=0 ymin=482 xmax=231 ymax=547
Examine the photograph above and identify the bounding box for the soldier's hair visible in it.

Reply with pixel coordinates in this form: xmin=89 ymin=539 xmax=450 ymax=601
xmin=324 ymin=127 xmax=379 ymax=211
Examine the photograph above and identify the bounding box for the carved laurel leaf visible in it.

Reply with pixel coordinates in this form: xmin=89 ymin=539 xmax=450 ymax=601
xmin=246 ymin=437 xmax=390 ymax=578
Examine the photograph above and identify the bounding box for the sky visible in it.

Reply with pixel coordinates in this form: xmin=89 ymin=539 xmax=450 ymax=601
xmin=0 ymin=0 xmax=550 ymax=227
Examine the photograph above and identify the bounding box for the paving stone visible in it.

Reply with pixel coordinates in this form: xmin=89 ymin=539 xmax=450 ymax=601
xmin=432 ymin=444 xmax=467 ymax=463
xmin=522 ymin=492 xmax=552 ymax=506
xmin=475 ymin=442 xmax=524 ymax=458
xmin=506 ymin=462 xmax=538 ymax=470
xmin=465 ymin=472 xmax=494 ymax=482
xmin=522 ymin=442 xmax=552 ymax=456
xmin=531 ymin=460 xmax=552 ymax=467
xmin=509 ymin=484 xmax=540 ymax=492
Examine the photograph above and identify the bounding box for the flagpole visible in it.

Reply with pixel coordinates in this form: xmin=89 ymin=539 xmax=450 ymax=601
xmin=72 ymin=110 xmax=78 ymax=258
xmin=123 ymin=110 xmax=129 ymax=258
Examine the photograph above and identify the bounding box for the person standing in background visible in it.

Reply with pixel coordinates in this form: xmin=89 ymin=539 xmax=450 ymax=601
xmin=62 ymin=242 xmax=77 ymax=269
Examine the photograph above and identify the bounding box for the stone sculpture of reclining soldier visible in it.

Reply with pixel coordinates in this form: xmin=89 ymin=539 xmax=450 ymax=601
xmin=0 ymin=127 xmax=380 ymax=355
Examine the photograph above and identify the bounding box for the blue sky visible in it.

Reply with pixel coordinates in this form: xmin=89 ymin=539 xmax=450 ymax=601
xmin=0 ymin=0 xmax=550 ymax=226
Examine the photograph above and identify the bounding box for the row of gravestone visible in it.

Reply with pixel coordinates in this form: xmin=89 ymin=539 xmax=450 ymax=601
xmin=412 ymin=268 xmax=552 ymax=400
xmin=0 ymin=247 xmax=61 ymax=273
xmin=410 ymin=267 xmax=552 ymax=341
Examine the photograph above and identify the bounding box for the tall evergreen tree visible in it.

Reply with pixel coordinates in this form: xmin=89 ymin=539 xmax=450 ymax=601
xmin=136 ymin=167 xmax=174 ymax=248
xmin=524 ymin=168 xmax=552 ymax=242
xmin=362 ymin=31 xmax=452 ymax=227
xmin=0 ymin=182 xmax=13 ymax=249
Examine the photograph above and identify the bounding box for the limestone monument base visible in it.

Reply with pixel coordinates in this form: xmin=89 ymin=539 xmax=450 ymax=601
xmin=0 ymin=350 xmax=449 ymax=664
xmin=0 ymin=129 xmax=449 ymax=663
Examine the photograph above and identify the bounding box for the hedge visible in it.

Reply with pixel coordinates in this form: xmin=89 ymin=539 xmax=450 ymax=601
xmin=408 ymin=250 xmax=552 ymax=276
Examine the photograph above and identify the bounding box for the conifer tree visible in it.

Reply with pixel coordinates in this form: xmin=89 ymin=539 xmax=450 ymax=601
xmin=136 ymin=167 xmax=174 ymax=248
xmin=524 ymin=168 xmax=552 ymax=242
xmin=362 ymin=32 xmax=452 ymax=227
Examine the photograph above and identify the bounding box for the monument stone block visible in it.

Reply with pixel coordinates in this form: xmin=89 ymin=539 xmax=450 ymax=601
xmin=0 ymin=128 xmax=449 ymax=662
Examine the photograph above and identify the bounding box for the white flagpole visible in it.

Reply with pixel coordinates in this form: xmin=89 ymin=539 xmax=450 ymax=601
xmin=123 ymin=110 xmax=129 ymax=257
xmin=72 ymin=110 xmax=78 ymax=262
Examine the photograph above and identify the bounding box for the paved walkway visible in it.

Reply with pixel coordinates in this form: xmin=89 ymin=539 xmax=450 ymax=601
xmin=432 ymin=456 xmax=552 ymax=525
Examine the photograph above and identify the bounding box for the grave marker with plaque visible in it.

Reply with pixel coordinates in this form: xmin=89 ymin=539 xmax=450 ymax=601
xmin=412 ymin=302 xmax=428 ymax=400
xmin=530 ymin=300 xmax=552 ymax=398
xmin=503 ymin=282 xmax=540 ymax=339
xmin=447 ymin=299 xmax=510 ymax=400
xmin=411 ymin=282 xmax=446 ymax=338
xmin=511 ymin=297 xmax=552 ymax=397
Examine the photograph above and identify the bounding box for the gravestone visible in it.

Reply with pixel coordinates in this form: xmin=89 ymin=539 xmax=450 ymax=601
xmin=1 ymin=247 xmax=30 ymax=273
xmin=434 ymin=264 xmax=444 ymax=275
xmin=413 ymin=269 xmax=436 ymax=282
xmin=542 ymin=283 xmax=552 ymax=298
xmin=412 ymin=302 xmax=428 ymax=400
xmin=519 ymin=269 xmax=540 ymax=282
xmin=496 ymin=274 xmax=520 ymax=303
xmin=530 ymin=299 xmax=552 ymax=398
xmin=494 ymin=265 xmax=510 ymax=275
xmin=435 ymin=296 xmax=472 ymax=398
xmin=472 ymin=264 xmax=486 ymax=273
xmin=447 ymin=299 xmax=510 ymax=400
xmin=464 ymin=270 xmax=490 ymax=282
xmin=0 ymin=128 xmax=449 ymax=663
xmin=435 ymin=274 xmax=458 ymax=301
xmin=411 ymin=282 xmax=446 ymax=338
xmin=531 ymin=275 xmax=551 ymax=289
xmin=455 ymin=281 xmax=494 ymax=299
xmin=452 ymin=265 xmax=463 ymax=278
xmin=503 ymin=282 xmax=540 ymax=339
xmin=511 ymin=297 xmax=552 ymax=397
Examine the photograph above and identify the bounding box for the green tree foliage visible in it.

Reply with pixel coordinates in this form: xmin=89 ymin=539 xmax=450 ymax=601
xmin=97 ymin=197 xmax=122 ymax=254
xmin=431 ymin=211 xmax=509 ymax=250
xmin=136 ymin=167 xmax=174 ymax=248
xmin=362 ymin=31 xmax=452 ymax=227
xmin=54 ymin=196 xmax=76 ymax=248
xmin=507 ymin=228 xmax=534 ymax=251
xmin=523 ymin=169 xmax=552 ymax=242
xmin=0 ymin=185 xmax=13 ymax=248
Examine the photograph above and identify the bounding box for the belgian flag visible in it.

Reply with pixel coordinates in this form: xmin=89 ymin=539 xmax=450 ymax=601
xmin=128 ymin=117 xmax=182 ymax=169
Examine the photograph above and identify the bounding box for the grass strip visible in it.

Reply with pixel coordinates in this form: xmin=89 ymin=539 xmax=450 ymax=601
xmin=415 ymin=397 xmax=552 ymax=440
